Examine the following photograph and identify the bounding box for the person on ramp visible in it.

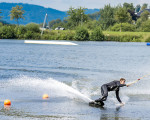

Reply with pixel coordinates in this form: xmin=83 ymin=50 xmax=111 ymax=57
xmin=91 ymin=78 xmax=128 ymax=106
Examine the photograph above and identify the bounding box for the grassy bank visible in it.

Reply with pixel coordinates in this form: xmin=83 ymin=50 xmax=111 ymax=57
xmin=43 ymin=30 xmax=150 ymax=42
xmin=0 ymin=23 xmax=150 ymax=42
xmin=103 ymin=31 xmax=150 ymax=42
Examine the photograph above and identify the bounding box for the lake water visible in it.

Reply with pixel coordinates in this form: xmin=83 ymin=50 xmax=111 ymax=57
xmin=0 ymin=39 xmax=150 ymax=120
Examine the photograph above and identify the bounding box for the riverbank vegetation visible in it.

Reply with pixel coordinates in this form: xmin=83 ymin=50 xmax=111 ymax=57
xmin=0 ymin=3 xmax=150 ymax=42
xmin=0 ymin=23 xmax=149 ymax=42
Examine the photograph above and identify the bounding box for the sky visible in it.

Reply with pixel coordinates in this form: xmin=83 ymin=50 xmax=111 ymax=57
xmin=0 ymin=0 xmax=149 ymax=11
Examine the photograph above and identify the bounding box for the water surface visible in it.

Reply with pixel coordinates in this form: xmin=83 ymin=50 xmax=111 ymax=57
xmin=0 ymin=40 xmax=150 ymax=120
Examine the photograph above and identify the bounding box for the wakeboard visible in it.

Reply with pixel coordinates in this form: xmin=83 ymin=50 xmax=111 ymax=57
xmin=89 ymin=101 xmax=104 ymax=107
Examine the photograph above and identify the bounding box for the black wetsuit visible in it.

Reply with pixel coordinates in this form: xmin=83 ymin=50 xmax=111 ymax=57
xmin=95 ymin=80 xmax=126 ymax=103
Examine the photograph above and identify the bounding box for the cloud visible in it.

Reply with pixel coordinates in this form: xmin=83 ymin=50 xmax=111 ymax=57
xmin=0 ymin=0 xmax=149 ymax=11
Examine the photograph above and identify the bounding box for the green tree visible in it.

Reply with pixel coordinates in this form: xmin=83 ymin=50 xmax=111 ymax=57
xmin=88 ymin=11 xmax=100 ymax=20
xmin=26 ymin=23 xmax=40 ymax=33
xmin=140 ymin=20 xmax=150 ymax=32
xmin=85 ymin=20 xmax=98 ymax=30
xmin=114 ymin=7 xmax=132 ymax=32
xmin=9 ymin=5 xmax=25 ymax=25
xmin=111 ymin=23 xmax=136 ymax=32
xmin=0 ymin=25 xmax=16 ymax=39
xmin=90 ymin=27 xmax=104 ymax=41
xmin=140 ymin=10 xmax=150 ymax=21
xmin=99 ymin=4 xmax=116 ymax=30
xmin=49 ymin=20 xmax=56 ymax=28
xmin=135 ymin=18 xmax=142 ymax=29
xmin=123 ymin=3 xmax=137 ymax=21
xmin=67 ymin=7 xmax=88 ymax=27
xmin=136 ymin=10 xmax=150 ymax=29
xmin=123 ymin=3 xmax=135 ymax=11
xmin=74 ymin=27 xmax=89 ymax=41
xmin=48 ymin=19 xmax=66 ymax=29
xmin=14 ymin=25 xmax=27 ymax=39
xmin=141 ymin=3 xmax=148 ymax=11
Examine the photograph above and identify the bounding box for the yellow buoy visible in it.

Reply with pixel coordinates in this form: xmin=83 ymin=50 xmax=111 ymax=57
xmin=42 ymin=94 xmax=49 ymax=99
xmin=4 ymin=99 xmax=11 ymax=105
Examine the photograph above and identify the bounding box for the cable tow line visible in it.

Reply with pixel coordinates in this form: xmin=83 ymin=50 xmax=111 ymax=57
xmin=127 ymin=73 xmax=150 ymax=86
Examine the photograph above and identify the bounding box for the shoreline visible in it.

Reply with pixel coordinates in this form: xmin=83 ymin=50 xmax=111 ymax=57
xmin=0 ymin=29 xmax=150 ymax=42
xmin=0 ymin=39 xmax=149 ymax=43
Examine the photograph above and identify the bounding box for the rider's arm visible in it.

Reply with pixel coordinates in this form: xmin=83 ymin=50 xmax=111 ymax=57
xmin=116 ymin=90 xmax=122 ymax=103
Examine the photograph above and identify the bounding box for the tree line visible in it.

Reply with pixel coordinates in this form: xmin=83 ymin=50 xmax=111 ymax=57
xmin=48 ymin=3 xmax=150 ymax=32
xmin=0 ymin=3 xmax=150 ymax=41
xmin=0 ymin=3 xmax=149 ymax=32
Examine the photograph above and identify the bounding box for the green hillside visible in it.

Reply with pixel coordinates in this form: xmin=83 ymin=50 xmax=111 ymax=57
xmin=0 ymin=2 xmax=67 ymax=24
xmin=0 ymin=2 xmax=100 ymax=25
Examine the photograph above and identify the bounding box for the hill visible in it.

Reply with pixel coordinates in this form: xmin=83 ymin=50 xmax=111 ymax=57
xmin=0 ymin=2 xmax=67 ymax=24
xmin=0 ymin=2 xmax=100 ymax=25
xmin=85 ymin=8 xmax=100 ymax=14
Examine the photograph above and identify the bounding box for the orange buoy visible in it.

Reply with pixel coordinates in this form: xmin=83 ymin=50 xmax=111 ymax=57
xmin=4 ymin=99 xmax=11 ymax=105
xmin=42 ymin=94 xmax=49 ymax=99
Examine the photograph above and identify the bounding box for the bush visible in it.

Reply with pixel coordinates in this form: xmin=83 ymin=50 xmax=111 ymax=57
xmin=136 ymin=18 xmax=142 ymax=29
xmin=60 ymin=31 xmax=75 ymax=40
xmin=41 ymin=34 xmax=51 ymax=40
xmin=49 ymin=35 xmax=56 ymax=40
xmin=59 ymin=34 xmax=67 ymax=40
xmin=48 ymin=31 xmax=57 ymax=36
xmin=74 ymin=27 xmax=89 ymax=41
xmin=111 ymin=23 xmax=136 ymax=32
xmin=140 ymin=20 xmax=150 ymax=32
xmin=0 ymin=25 xmax=16 ymax=39
xmin=14 ymin=25 xmax=27 ymax=39
xmin=66 ymin=32 xmax=75 ymax=40
xmin=26 ymin=23 xmax=40 ymax=33
xmin=32 ymin=33 xmax=41 ymax=40
xmin=0 ymin=22 xmax=3 ymax=27
xmin=24 ymin=31 xmax=34 ymax=39
xmin=24 ymin=31 xmax=41 ymax=40
xmin=90 ymin=27 xmax=104 ymax=41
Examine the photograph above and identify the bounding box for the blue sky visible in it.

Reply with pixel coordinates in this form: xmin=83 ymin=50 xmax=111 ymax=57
xmin=0 ymin=0 xmax=149 ymax=11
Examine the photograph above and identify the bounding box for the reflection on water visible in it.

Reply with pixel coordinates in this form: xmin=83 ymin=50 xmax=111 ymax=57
xmin=0 ymin=107 xmax=76 ymax=120
xmin=100 ymin=106 xmax=140 ymax=120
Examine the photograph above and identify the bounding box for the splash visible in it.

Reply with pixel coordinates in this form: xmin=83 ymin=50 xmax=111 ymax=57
xmin=1 ymin=76 xmax=92 ymax=103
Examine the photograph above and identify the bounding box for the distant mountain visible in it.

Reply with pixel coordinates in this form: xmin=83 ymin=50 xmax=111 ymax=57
xmin=0 ymin=2 xmax=100 ymax=25
xmin=0 ymin=2 xmax=67 ymax=24
xmin=85 ymin=9 xmax=100 ymax=14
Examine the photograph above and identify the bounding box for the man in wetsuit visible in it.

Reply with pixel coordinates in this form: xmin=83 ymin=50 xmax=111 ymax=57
xmin=92 ymin=78 xmax=128 ymax=106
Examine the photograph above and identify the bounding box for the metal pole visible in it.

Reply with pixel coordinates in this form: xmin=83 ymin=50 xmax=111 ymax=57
xmin=41 ymin=13 xmax=47 ymax=36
